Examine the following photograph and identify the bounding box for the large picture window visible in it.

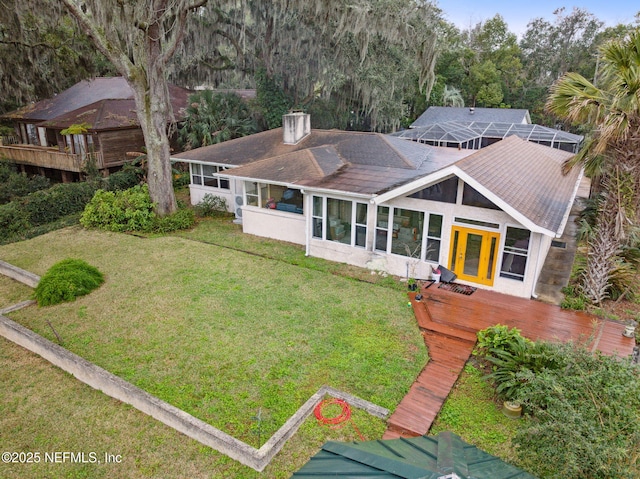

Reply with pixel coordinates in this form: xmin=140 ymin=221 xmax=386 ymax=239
xmin=500 ymin=227 xmax=530 ymax=281
xmin=190 ymin=163 xmax=230 ymax=190
xmin=244 ymin=181 xmax=303 ymax=214
xmin=391 ymin=208 xmax=424 ymax=258
xmin=314 ymin=196 xmax=368 ymax=247
xmin=375 ymin=207 xmax=442 ymax=263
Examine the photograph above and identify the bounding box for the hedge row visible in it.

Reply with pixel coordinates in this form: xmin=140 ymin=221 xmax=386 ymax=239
xmin=0 ymin=182 xmax=97 ymax=242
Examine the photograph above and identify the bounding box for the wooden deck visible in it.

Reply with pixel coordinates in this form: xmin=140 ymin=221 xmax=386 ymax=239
xmin=384 ymin=282 xmax=636 ymax=439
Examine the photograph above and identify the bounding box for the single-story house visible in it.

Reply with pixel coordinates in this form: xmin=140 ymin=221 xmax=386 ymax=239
xmin=292 ymin=430 xmax=537 ymax=478
xmin=172 ymin=112 xmax=583 ymax=299
xmin=0 ymin=77 xmax=192 ymax=180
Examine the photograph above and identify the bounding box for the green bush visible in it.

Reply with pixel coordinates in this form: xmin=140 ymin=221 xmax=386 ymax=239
xmin=0 ymin=181 xmax=96 ymax=242
xmin=0 ymin=168 xmax=50 ymax=204
xmin=21 ymin=182 xmax=96 ymax=226
xmin=475 ymin=325 xmax=560 ymax=401
xmin=34 ymin=258 xmax=104 ymax=306
xmin=150 ymin=207 xmax=195 ymax=233
xmin=80 ymin=185 xmax=155 ymax=232
xmin=194 ymin=193 xmax=229 ymax=217
xmin=475 ymin=324 xmax=529 ymax=355
xmin=513 ymin=342 xmax=640 ymax=479
xmin=104 ymin=169 xmax=142 ymax=191
xmin=483 ymin=340 xmax=558 ymax=400
xmin=0 ymin=202 xmax=31 ymax=241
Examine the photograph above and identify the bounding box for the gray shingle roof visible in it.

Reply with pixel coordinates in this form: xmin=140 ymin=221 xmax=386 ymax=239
xmin=173 ymin=129 xmax=581 ymax=235
xmin=411 ymin=106 xmax=531 ymax=128
xmin=456 ymin=135 xmax=579 ymax=234
xmin=174 ymin=129 xmax=472 ymax=195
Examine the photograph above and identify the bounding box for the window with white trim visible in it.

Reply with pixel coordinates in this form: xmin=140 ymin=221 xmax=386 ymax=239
xmin=426 ymin=214 xmax=442 ymax=262
xmin=312 ymin=196 xmax=323 ymax=238
xmin=244 ymin=181 xmax=303 ymax=213
xmin=313 ymin=196 xmax=368 ymax=247
xmin=375 ymin=206 xmax=390 ymax=252
xmin=500 ymin=227 xmax=530 ymax=281
xmin=391 ymin=208 xmax=424 ymax=258
xmin=190 ymin=163 xmax=230 ymax=190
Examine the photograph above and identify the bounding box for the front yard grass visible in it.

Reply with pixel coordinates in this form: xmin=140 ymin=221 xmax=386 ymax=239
xmin=0 ymin=226 xmax=427 ymax=477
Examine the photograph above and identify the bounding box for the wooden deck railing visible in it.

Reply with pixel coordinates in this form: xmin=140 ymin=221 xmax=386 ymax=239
xmin=0 ymin=144 xmax=103 ymax=172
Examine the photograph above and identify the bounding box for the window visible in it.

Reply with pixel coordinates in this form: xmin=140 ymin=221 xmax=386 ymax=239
xmin=454 ymin=217 xmax=500 ymax=229
xmin=190 ymin=163 xmax=230 ymax=190
xmin=391 ymin=208 xmax=424 ymax=258
xmin=355 ymin=203 xmax=367 ymax=247
xmin=246 ymin=181 xmax=259 ymax=206
xmin=314 ymin=196 xmax=367 ymax=247
xmin=191 ymin=163 xmax=202 ymax=185
xmin=500 ymin=227 xmax=531 ymax=281
xmin=326 ymin=199 xmax=351 ymax=243
xmin=375 ymin=206 xmax=390 ymax=252
xmin=426 ymin=214 xmax=442 ymax=262
xmin=244 ymin=182 xmax=303 ymax=213
xmin=462 ymin=184 xmax=500 ymax=210
xmin=409 ymin=177 xmax=458 ymax=203
xmin=312 ymin=196 xmax=323 ymax=238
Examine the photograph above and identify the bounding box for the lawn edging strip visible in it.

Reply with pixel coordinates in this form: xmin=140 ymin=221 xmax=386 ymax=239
xmin=0 ymin=259 xmax=40 ymax=287
xmin=0 ymin=312 xmax=389 ymax=471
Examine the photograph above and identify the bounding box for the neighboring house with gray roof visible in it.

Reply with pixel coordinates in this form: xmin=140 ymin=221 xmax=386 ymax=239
xmin=411 ymin=106 xmax=531 ymax=128
xmin=172 ymin=112 xmax=582 ymax=299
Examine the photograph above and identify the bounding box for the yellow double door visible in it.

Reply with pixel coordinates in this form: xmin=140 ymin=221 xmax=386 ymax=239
xmin=449 ymin=226 xmax=500 ymax=286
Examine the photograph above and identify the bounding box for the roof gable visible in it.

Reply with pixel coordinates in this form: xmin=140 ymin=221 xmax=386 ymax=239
xmin=455 ymin=135 xmax=580 ymax=234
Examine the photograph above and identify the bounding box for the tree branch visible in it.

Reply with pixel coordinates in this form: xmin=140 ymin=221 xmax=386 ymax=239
xmin=59 ymin=0 xmax=133 ymax=76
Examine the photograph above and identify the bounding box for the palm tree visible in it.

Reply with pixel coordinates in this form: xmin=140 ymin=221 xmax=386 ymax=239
xmin=442 ymin=85 xmax=465 ymax=108
xmin=546 ymin=28 xmax=640 ymax=304
xmin=178 ymin=90 xmax=259 ymax=151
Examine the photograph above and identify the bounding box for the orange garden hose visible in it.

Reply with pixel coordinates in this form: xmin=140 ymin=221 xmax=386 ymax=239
xmin=314 ymin=398 xmax=366 ymax=441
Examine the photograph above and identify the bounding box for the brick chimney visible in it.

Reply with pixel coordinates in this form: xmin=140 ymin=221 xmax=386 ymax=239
xmin=283 ymin=112 xmax=310 ymax=145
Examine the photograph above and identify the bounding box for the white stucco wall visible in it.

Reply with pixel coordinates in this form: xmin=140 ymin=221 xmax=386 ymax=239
xmin=241 ymin=206 xmax=306 ymax=245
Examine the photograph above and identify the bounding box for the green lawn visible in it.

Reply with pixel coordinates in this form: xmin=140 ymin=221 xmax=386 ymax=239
xmin=430 ymin=363 xmax=524 ymax=462
xmin=0 ymin=225 xmax=427 ymax=477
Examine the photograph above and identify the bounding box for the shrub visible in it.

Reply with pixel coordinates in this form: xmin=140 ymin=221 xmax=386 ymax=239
xmin=513 ymin=342 xmax=640 ymax=479
xmin=194 ymin=194 xmax=229 ymax=217
xmin=475 ymin=324 xmax=529 ymax=355
xmin=0 ymin=202 xmax=31 ymax=241
xmin=104 ymin=169 xmax=142 ymax=191
xmin=21 ymin=182 xmax=97 ymax=226
xmin=0 ymin=181 xmax=96 ymax=242
xmin=483 ymin=339 xmax=558 ymax=400
xmin=475 ymin=325 xmax=559 ymax=401
xmin=80 ymin=185 xmax=155 ymax=232
xmin=0 ymin=169 xmax=50 ymax=204
xmin=150 ymin=207 xmax=195 ymax=233
xmin=34 ymin=258 xmax=104 ymax=306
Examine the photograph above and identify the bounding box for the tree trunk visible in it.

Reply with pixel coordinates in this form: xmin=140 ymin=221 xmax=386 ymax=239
xmin=129 ymin=74 xmax=177 ymax=216
xmin=581 ymin=214 xmax=620 ymax=304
